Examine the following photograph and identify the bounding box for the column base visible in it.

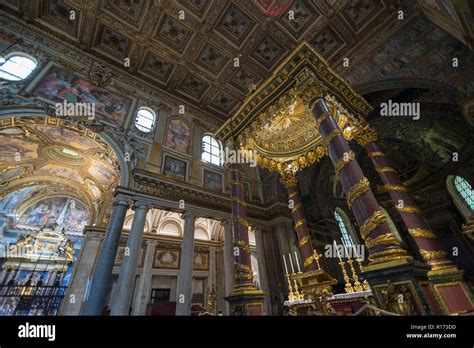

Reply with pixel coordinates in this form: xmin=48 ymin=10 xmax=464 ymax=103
xmin=225 ymin=286 xmax=265 ymax=316
xmin=427 ymin=267 xmax=473 ymax=315
xmin=362 ymin=259 xmax=435 ymax=315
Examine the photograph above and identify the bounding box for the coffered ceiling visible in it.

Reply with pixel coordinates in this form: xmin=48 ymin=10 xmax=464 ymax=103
xmin=0 ymin=0 xmax=414 ymax=121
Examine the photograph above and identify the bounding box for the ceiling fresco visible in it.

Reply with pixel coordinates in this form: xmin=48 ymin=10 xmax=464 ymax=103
xmin=0 ymin=118 xmax=120 ymax=213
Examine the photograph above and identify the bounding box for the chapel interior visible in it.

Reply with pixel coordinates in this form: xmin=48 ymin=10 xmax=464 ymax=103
xmin=0 ymin=0 xmax=473 ymax=316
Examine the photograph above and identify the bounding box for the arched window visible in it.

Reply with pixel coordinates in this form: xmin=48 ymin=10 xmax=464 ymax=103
xmin=334 ymin=209 xmax=355 ymax=247
xmin=447 ymin=175 xmax=474 ymax=220
xmin=0 ymin=53 xmax=37 ymax=81
xmin=134 ymin=107 xmax=156 ymax=133
xmin=201 ymin=135 xmax=222 ymax=166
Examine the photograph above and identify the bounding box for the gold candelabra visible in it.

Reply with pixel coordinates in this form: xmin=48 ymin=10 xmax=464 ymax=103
xmin=347 ymin=259 xmax=364 ymax=292
xmin=356 ymin=258 xmax=371 ymax=291
xmin=286 ymin=273 xmax=305 ymax=301
xmin=338 ymin=260 xmax=355 ymax=293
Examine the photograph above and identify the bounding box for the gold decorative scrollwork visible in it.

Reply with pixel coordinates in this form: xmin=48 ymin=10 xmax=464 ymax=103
xmin=385 ymin=184 xmax=407 ymax=192
xmin=346 ymin=177 xmax=370 ymax=209
xmin=419 ymin=249 xmax=448 ymax=261
xmin=352 ymin=124 xmax=377 ymax=147
xmin=397 ymin=206 xmax=421 ymax=214
xmin=322 ymin=129 xmax=342 ymax=148
xmin=294 ymin=219 xmax=306 ymax=230
xmin=409 ymin=228 xmax=437 ymax=239
xmin=299 ymin=235 xmax=310 ymax=248
xmin=304 ymin=255 xmax=315 ymax=268
xmin=360 ymin=210 xmax=387 ymax=240
xmin=280 ymin=173 xmax=298 ymax=188
xmin=365 ymin=233 xmax=399 ymax=249
xmin=314 ymin=111 xmax=332 ymax=130
xmin=368 ymin=151 xmax=385 ymax=157
xmin=376 ymin=167 xmax=398 ymax=174
xmin=234 ymin=240 xmax=251 ymax=253
xmin=291 ymin=203 xmax=302 ymax=214
xmin=335 ymin=150 xmax=355 ymax=177
xmin=233 ymin=217 xmax=249 ymax=228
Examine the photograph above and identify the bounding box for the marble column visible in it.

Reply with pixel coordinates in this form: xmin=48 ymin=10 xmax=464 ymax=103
xmin=111 ymin=201 xmax=151 ymax=315
xmin=132 ymin=239 xmax=158 ymax=315
xmin=253 ymin=226 xmax=271 ymax=314
xmin=221 ymin=218 xmax=233 ymax=315
xmin=355 ymin=129 xmax=455 ymax=270
xmin=225 ymin=162 xmax=264 ymax=315
xmin=355 ymin=126 xmax=473 ymax=314
xmin=309 ymin=98 xmax=410 ymax=264
xmin=230 ymin=163 xmax=254 ymax=289
xmin=281 ymin=175 xmax=318 ymax=272
xmin=81 ymin=196 xmax=130 ymax=315
xmin=60 ymin=230 xmax=103 ymax=315
xmin=175 ymin=212 xmax=196 ymax=316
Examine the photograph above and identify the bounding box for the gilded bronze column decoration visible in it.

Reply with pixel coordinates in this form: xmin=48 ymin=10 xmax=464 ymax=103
xmin=280 ymin=171 xmax=318 ymax=272
xmin=310 ymin=98 xmax=411 ymax=265
xmin=229 ymin=162 xmax=254 ymax=289
xmin=225 ymin=159 xmax=265 ymax=315
xmin=353 ymin=126 xmax=458 ymax=272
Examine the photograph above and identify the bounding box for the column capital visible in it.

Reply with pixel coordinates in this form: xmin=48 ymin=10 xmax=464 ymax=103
xmin=133 ymin=200 xmax=153 ymax=211
xmin=352 ymin=123 xmax=378 ymax=147
xmin=181 ymin=211 xmax=196 ymax=221
xmin=145 ymin=239 xmax=159 ymax=247
xmin=280 ymin=171 xmax=297 ymax=188
xmin=113 ymin=195 xmax=133 ymax=208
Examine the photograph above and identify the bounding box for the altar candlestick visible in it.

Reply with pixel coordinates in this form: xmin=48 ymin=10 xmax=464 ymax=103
xmin=342 ymin=242 xmax=350 ymax=260
xmin=352 ymin=245 xmax=360 ymax=259
xmin=294 ymin=251 xmax=301 ymax=272
xmin=288 ymin=253 xmax=295 ymax=273
xmin=282 ymin=254 xmax=289 ymax=275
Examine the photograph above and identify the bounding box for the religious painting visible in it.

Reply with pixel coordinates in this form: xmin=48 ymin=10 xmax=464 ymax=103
xmin=154 ymin=249 xmax=180 ymax=269
xmin=0 ymin=135 xmax=39 ymax=163
xmin=38 ymin=164 xmax=84 ymax=184
xmin=18 ymin=197 xmax=89 ymax=233
xmin=0 ymin=167 xmax=25 ymax=183
xmin=203 ymin=169 xmax=222 ymax=192
xmin=0 ymin=185 xmax=39 ymax=213
xmin=164 ymin=119 xmax=191 ymax=153
xmin=35 ymin=126 xmax=99 ymax=151
xmin=33 ymin=66 xmax=132 ymax=126
xmin=193 ymin=252 xmax=209 ymax=270
xmin=163 ymin=155 xmax=187 ymax=181
xmin=87 ymin=159 xmax=116 ymax=186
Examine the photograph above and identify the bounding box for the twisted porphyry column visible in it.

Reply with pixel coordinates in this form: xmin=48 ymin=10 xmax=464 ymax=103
xmin=225 ymin=162 xmax=264 ymax=315
xmin=309 ymin=98 xmax=411 ymax=264
xmin=280 ymin=173 xmax=318 ymax=272
xmin=354 ymin=125 xmax=455 ymax=271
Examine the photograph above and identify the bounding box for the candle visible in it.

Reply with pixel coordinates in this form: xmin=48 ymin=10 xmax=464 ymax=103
xmin=334 ymin=240 xmax=342 ymax=262
xmin=288 ymin=253 xmax=295 ymax=273
xmin=282 ymin=254 xmax=289 ymax=275
xmin=294 ymin=251 xmax=301 ymax=272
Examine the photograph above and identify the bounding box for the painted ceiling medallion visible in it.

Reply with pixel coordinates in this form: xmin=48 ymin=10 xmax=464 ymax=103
xmin=46 ymin=145 xmax=86 ymax=166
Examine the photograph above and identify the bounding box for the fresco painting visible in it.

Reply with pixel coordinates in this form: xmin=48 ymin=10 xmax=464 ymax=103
xmin=18 ymin=197 xmax=89 ymax=233
xmin=165 ymin=119 xmax=191 ymax=153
